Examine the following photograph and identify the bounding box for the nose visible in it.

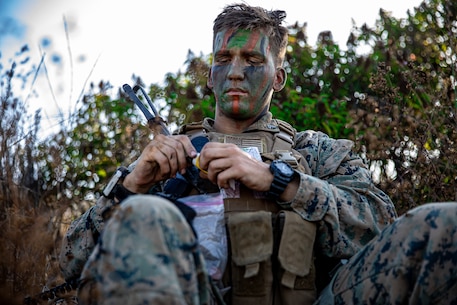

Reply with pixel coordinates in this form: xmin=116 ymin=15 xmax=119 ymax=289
xmin=227 ymin=57 xmax=245 ymax=81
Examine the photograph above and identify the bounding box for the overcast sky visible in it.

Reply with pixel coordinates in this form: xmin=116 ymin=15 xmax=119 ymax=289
xmin=0 ymin=0 xmax=422 ymax=136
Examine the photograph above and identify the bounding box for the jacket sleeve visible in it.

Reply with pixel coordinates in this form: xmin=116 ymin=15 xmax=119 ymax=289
xmin=59 ymin=196 xmax=115 ymax=281
xmin=282 ymin=130 xmax=397 ymax=258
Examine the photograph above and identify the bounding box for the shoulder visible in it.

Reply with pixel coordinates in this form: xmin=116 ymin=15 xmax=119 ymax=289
xmin=296 ymin=130 xmax=354 ymax=151
xmin=175 ymin=118 xmax=214 ymax=135
xmin=295 ymin=130 xmax=360 ymax=171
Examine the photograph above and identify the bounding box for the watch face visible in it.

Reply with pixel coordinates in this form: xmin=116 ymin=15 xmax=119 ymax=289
xmin=275 ymin=160 xmax=294 ymax=176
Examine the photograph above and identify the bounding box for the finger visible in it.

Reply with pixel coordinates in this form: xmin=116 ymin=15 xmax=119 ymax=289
xmin=157 ymin=142 xmax=185 ymax=178
xmin=205 ymin=158 xmax=227 ymax=184
xmin=161 ymin=135 xmax=197 ymax=175
xmin=214 ymin=169 xmax=235 ymax=189
xmin=176 ymin=135 xmax=198 ymax=168
xmin=140 ymin=141 xmax=172 ymax=180
xmin=136 ymin=135 xmax=179 ymax=179
xmin=155 ymin=134 xmax=197 ymax=176
xmin=198 ymin=143 xmax=240 ymax=170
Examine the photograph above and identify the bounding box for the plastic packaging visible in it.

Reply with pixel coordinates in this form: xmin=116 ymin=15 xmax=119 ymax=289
xmin=179 ymin=193 xmax=227 ymax=280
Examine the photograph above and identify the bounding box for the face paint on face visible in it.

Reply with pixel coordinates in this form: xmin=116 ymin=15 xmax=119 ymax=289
xmin=210 ymin=29 xmax=277 ymax=121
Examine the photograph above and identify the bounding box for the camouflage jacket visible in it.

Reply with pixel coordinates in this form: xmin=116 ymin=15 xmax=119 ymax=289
xmin=59 ymin=112 xmax=397 ymax=281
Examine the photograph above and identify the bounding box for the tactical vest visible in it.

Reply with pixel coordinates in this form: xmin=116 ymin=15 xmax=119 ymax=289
xmin=180 ymin=119 xmax=317 ymax=305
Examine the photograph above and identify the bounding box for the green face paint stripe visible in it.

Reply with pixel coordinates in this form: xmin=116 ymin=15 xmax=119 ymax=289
xmin=226 ymin=29 xmax=252 ymax=49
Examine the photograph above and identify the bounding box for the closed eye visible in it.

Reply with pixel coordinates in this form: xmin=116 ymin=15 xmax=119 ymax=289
xmin=246 ymin=55 xmax=264 ymax=66
xmin=214 ymin=52 xmax=231 ymax=65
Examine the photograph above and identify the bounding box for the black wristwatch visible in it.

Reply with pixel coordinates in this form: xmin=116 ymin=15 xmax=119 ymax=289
xmin=267 ymin=160 xmax=296 ymax=200
xmin=102 ymin=166 xmax=133 ymax=200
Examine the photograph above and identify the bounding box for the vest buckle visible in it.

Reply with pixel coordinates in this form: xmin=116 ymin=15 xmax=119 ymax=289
xmin=275 ymin=150 xmax=299 ymax=169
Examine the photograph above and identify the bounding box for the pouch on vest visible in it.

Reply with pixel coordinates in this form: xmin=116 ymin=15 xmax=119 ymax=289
xmin=278 ymin=210 xmax=316 ymax=290
xmin=227 ymin=211 xmax=274 ymax=299
xmin=228 ymin=211 xmax=273 ymax=278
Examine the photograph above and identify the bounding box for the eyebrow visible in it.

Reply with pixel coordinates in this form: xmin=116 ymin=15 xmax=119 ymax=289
xmin=215 ymin=49 xmax=265 ymax=58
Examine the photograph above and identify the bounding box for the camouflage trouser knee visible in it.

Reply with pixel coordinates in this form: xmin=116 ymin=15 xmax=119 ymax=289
xmin=315 ymin=202 xmax=457 ymax=305
xmin=77 ymin=195 xmax=210 ymax=305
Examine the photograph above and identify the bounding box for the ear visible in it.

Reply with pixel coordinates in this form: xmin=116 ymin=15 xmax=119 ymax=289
xmin=207 ymin=68 xmax=213 ymax=89
xmin=273 ymin=67 xmax=287 ymax=92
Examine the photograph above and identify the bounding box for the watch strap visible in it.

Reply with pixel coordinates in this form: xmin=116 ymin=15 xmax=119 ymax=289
xmin=102 ymin=166 xmax=131 ymax=198
xmin=267 ymin=160 xmax=295 ymax=200
xmin=268 ymin=176 xmax=290 ymax=199
xmin=111 ymin=183 xmax=137 ymax=202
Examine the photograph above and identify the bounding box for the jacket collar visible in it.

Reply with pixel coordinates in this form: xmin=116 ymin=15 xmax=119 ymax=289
xmin=201 ymin=112 xmax=280 ymax=134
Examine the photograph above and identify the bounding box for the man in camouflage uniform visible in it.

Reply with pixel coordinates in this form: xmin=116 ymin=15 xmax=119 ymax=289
xmin=59 ymin=3 xmax=457 ymax=305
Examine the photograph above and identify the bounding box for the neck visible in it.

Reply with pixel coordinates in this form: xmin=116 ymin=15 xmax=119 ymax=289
xmin=213 ymin=116 xmax=255 ymax=134
xmin=213 ymin=110 xmax=268 ymax=133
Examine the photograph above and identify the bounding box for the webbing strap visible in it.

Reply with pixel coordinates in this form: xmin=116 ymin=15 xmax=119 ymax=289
xmin=224 ymin=198 xmax=281 ymax=213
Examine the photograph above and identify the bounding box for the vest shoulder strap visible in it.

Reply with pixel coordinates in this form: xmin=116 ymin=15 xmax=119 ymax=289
xmin=177 ymin=121 xmax=207 ymax=138
xmin=271 ymin=119 xmax=296 ymax=152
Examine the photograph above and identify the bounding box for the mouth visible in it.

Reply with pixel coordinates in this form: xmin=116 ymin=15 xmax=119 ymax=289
xmin=226 ymin=88 xmax=248 ymax=96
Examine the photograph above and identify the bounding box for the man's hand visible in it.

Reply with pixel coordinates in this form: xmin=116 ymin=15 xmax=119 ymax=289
xmin=197 ymin=143 xmax=299 ymax=201
xmin=196 ymin=142 xmax=271 ymax=191
xmin=123 ymin=134 xmax=197 ymax=193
